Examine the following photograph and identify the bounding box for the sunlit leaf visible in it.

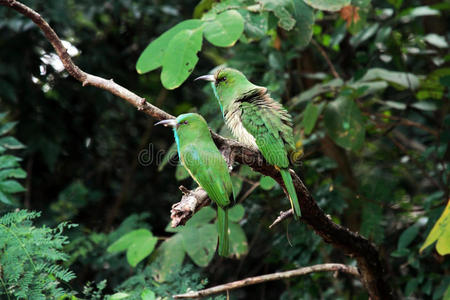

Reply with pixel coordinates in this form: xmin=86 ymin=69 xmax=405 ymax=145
xmin=161 ymin=27 xmax=203 ymax=89
xmin=136 ymin=20 xmax=203 ymax=74
xmin=203 ymin=10 xmax=244 ymax=47
xmin=420 ymin=200 xmax=450 ymax=255
xmin=304 ymin=0 xmax=350 ymax=12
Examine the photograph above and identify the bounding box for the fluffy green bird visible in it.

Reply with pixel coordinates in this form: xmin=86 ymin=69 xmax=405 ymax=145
xmin=196 ymin=68 xmax=301 ymax=218
xmin=156 ymin=113 xmax=234 ymax=256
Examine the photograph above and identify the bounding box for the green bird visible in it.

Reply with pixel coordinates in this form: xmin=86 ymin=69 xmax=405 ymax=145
xmin=196 ymin=68 xmax=301 ymax=218
xmin=156 ymin=113 xmax=234 ymax=256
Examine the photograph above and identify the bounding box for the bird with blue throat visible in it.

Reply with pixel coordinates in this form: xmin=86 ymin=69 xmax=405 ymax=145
xmin=195 ymin=68 xmax=301 ymax=219
xmin=156 ymin=113 xmax=234 ymax=256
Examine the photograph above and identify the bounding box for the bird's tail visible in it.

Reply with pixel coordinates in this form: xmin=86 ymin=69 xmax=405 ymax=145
xmin=280 ymin=168 xmax=301 ymax=218
xmin=216 ymin=206 xmax=229 ymax=257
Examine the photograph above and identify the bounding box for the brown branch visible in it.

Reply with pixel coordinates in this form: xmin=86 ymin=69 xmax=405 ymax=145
xmin=173 ymin=263 xmax=359 ymax=299
xmin=311 ymin=39 xmax=341 ymax=80
xmin=0 ymin=2 xmax=393 ymax=299
xmin=170 ymin=186 xmax=210 ymax=227
xmin=269 ymin=209 xmax=293 ymax=229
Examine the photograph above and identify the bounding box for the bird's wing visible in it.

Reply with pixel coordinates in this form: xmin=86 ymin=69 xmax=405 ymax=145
xmin=180 ymin=143 xmax=233 ymax=207
xmin=240 ymin=99 xmax=292 ymax=168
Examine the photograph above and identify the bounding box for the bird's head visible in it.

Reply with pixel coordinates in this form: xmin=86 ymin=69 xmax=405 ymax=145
xmin=155 ymin=113 xmax=209 ymax=140
xmin=195 ymin=68 xmax=257 ymax=108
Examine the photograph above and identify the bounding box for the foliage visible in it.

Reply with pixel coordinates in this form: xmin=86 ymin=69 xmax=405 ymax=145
xmin=0 ymin=210 xmax=76 ymax=299
xmin=0 ymin=0 xmax=449 ymax=299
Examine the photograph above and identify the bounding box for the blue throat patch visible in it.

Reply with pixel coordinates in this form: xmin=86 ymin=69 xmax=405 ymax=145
xmin=211 ymin=82 xmax=224 ymax=118
xmin=173 ymin=128 xmax=181 ymax=158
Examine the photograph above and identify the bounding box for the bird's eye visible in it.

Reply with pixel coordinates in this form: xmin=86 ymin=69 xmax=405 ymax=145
xmin=183 ymin=121 xmax=188 ymax=125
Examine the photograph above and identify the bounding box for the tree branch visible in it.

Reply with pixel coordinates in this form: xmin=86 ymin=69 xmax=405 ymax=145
xmin=172 ymin=263 xmax=359 ymax=299
xmin=0 ymin=1 xmax=393 ymax=299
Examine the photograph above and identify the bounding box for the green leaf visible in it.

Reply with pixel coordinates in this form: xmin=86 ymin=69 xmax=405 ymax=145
xmin=301 ymin=102 xmax=324 ymax=135
xmin=0 ymin=155 xmax=21 ymax=169
xmin=260 ymin=176 xmax=277 ymax=190
xmin=289 ymin=0 xmax=315 ymax=48
xmin=136 ymin=20 xmax=203 ymax=74
xmin=324 ymin=96 xmax=365 ymax=151
xmin=0 ymin=121 xmax=17 ymax=136
xmin=185 ymin=206 xmax=216 ymax=227
xmin=420 ymin=200 xmax=450 ymax=255
xmin=260 ymin=0 xmax=296 ymax=31
xmin=240 ymin=10 xmax=269 ymax=40
xmin=291 ymin=78 xmax=343 ymax=107
xmin=0 ymin=136 xmax=25 ymax=149
xmin=108 ymin=293 xmax=130 ymax=300
xmin=0 ymin=190 xmax=14 ymax=205
xmin=411 ymin=102 xmax=437 ymax=111
xmin=359 ymin=68 xmax=420 ymax=90
xmin=152 ymin=234 xmax=185 ymax=282
xmin=229 ymin=222 xmax=248 ymax=258
xmin=0 ymin=168 xmax=26 ymax=180
xmin=126 ymin=232 xmax=158 ymax=267
xmin=397 ymin=225 xmax=420 ymax=250
xmin=228 ymin=204 xmax=245 ymax=222
xmin=183 ymin=224 xmax=217 ymax=267
xmin=0 ymin=180 xmax=25 ymax=193
xmin=107 ymin=228 xmax=157 ymax=266
xmin=161 ymin=27 xmax=203 ymax=89
xmin=303 ymin=0 xmax=350 ymax=12
xmin=424 ymin=34 xmax=448 ymax=49
xmin=203 ymin=10 xmax=244 ymax=47
xmin=140 ymin=289 xmax=155 ymax=300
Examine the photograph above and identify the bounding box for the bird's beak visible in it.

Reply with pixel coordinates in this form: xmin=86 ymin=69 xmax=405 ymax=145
xmin=194 ymin=74 xmax=215 ymax=82
xmin=155 ymin=119 xmax=177 ymax=128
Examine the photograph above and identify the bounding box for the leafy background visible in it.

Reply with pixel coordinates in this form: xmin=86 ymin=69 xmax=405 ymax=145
xmin=0 ymin=0 xmax=449 ymax=299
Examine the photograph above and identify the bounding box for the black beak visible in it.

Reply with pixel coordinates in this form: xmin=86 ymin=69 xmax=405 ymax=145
xmin=194 ymin=74 xmax=215 ymax=82
xmin=155 ymin=119 xmax=177 ymax=127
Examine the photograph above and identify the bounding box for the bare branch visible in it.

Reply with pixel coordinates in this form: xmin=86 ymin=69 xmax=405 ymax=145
xmin=311 ymin=39 xmax=341 ymax=80
xmin=0 ymin=2 xmax=393 ymax=299
xmin=173 ymin=263 xmax=359 ymax=299
xmin=269 ymin=209 xmax=293 ymax=229
xmin=170 ymin=186 xmax=210 ymax=227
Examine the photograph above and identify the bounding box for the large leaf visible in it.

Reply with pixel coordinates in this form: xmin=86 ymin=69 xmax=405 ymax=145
xmin=152 ymin=233 xmax=185 ymax=282
xmin=0 ymin=180 xmax=25 ymax=194
xmin=182 ymin=224 xmax=217 ymax=266
xmin=359 ymin=68 xmax=420 ymax=90
xmin=228 ymin=204 xmax=245 ymax=222
xmin=289 ymin=0 xmax=315 ymax=48
xmin=301 ymin=102 xmax=324 ymax=135
xmin=136 ymin=20 xmax=203 ymax=74
xmin=324 ymin=96 xmax=365 ymax=151
xmin=203 ymin=10 xmax=244 ymax=47
xmin=161 ymin=27 xmax=203 ymax=89
xmin=107 ymin=229 xmax=158 ymax=267
xmin=260 ymin=0 xmax=296 ymax=31
xmin=303 ymin=0 xmax=350 ymax=12
xmin=229 ymin=222 xmax=248 ymax=258
xmin=420 ymin=200 xmax=450 ymax=255
xmin=185 ymin=206 xmax=216 ymax=227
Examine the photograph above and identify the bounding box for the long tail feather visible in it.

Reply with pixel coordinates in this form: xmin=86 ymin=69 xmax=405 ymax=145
xmin=280 ymin=168 xmax=301 ymax=218
xmin=217 ymin=207 xmax=229 ymax=256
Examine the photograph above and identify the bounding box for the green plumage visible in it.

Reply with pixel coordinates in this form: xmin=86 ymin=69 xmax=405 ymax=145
xmin=158 ymin=113 xmax=234 ymax=256
xmin=199 ymin=68 xmax=301 ymax=218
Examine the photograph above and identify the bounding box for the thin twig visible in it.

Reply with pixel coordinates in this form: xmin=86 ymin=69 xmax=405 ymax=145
xmin=269 ymin=209 xmax=293 ymax=229
xmin=311 ymin=39 xmax=341 ymax=80
xmin=173 ymin=264 xmax=359 ymax=299
xmin=0 ymin=2 xmax=393 ymax=298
